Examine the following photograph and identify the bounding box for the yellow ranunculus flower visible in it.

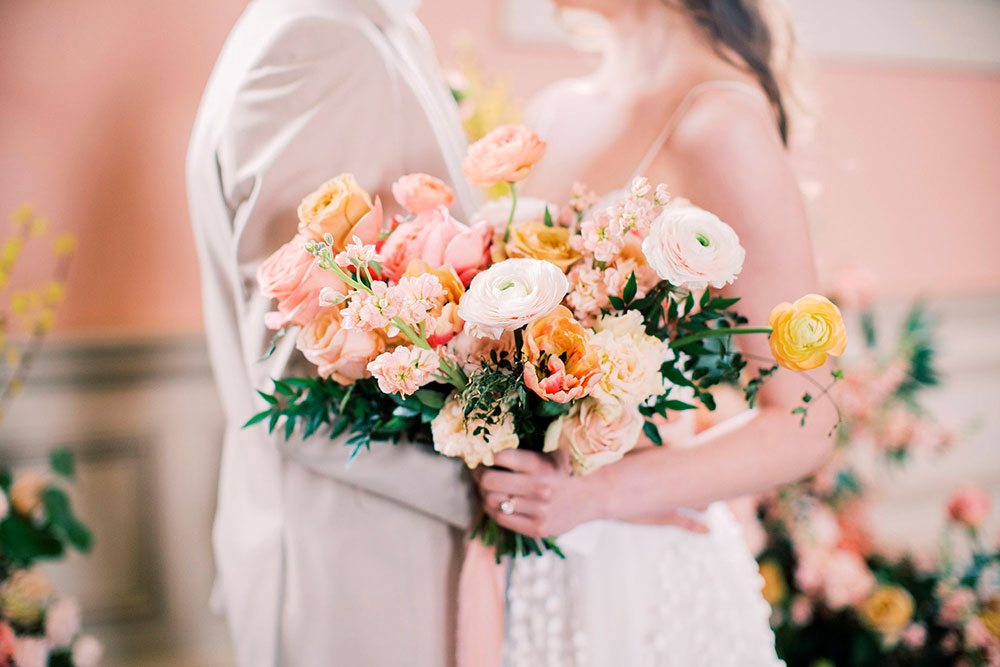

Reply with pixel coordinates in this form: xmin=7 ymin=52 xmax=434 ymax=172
xmin=859 ymin=585 xmax=914 ymax=637
xmin=759 ymin=559 xmax=787 ymax=606
xmin=505 ymin=222 xmax=581 ymax=272
xmin=767 ymin=294 xmax=847 ymax=371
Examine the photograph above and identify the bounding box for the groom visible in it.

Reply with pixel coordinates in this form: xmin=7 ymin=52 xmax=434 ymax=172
xmin=187 ymin=0 xmax=479 ymax=664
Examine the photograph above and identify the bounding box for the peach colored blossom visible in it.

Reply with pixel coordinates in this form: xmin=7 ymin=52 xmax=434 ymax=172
xmin=335 ymin=235 xmax=381 ymax=269
xmin=297 ymin=173 xmax=375 ymax=245
xmin=791 ymin=596 xmax=814 ymax=626
xmin=380 ymin=206 xmax=491 ymax=286
xmin=573 ymin=208 xmax=626 ymax=263
xmin=545 ymin=398 xmax=643 ymax=475
xmin=295 ymin=309 xmax=385 ymax=384
xmin=431 ymin=395 xmax=519 ymax=469
xmin=341 ymin=281 xmax=400 ymax=334
xmin=392 ymin=173 xmax=455 ymax=215
xmin=795 ymin=547 xmax=875 ymax=610
xmin=0 ymin=622 xmax=15 ymax=661
xmin=395 ymin=274 xmax=446 ymax=325
xmin=404 ymin=261 xmax=465 ymax=346
xmin=461 ymin=124 xmax=546 ymax=187
xmin=903 ymin=623 xmax=927 ymax=649
xmin=522 ymin=306 xmax=602 ymax=403
xmin=505 ymin=222 xmax=581 ymax=272
xmin=948 ymin=483 xmax=992 ymax=528
xmin=642 ymin=204 xmax=744 ymax=290
xmin=566 ymin=263 xmax=610 ymax=325
xmin=367 ymin=346 xmax=440 ymax=396
xmin=940 ymin=588 xmax=976 ymax=624
xmin=568 ymin=182 xmax=598 ymax=214
xmin=257 ymin=235 xmax=345 ymax=329
xmin=10 ymin=471 xmax=46 ymax=516
xmin=588 ymin=311 xmax=671 ymax=419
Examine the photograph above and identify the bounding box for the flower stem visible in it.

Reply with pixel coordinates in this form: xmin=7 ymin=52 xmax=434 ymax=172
xmin=669 ymin=326 xmax=772 ymax=349
xmin=502 ymin=182 xmax=518 ymax=244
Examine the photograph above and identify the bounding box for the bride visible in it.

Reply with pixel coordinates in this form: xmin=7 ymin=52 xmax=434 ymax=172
xmin=475 ymin=0 xmax=833 ymax=664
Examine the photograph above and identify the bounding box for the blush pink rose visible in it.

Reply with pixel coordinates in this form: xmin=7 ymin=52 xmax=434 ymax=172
xmin=379 ymin=206 xmax=491 ymax=285
xmin=391 ymin=173 xmax=455 ymax=215
xmin=257 ymin=235 xmax=346 ymax=329
xmin=295 ymin=309 xmax=385 ymax=384
xmin=947 ymin=483 xmax=991 ymax=528
xmin=461 ymin=124 xmax=546 ymax=187
xmin=546 ymin=399 xmax=642 ymax=475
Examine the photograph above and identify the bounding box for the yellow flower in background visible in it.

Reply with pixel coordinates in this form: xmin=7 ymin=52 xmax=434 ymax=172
xmin=981 ymin=598 xmax=1000 ymax=641
xmin=9 ymin=203 xmax=33 ymax=229
xmin=30 ymin=216 xmax=48 ymax=237
xmin=768 ymin=294 xmax=847 ymax=371
xmin=859 ymin=585 xmax=914 ymax=638
xmin=1 ymin=238 xmax=23 ymax=266
xmin=759 ymin=559 xmax=788 ymax=605
xmin=52 ymin=233 xmax=77 ymax=257
xmin=506 ymin=222 xmax=581 ymax=272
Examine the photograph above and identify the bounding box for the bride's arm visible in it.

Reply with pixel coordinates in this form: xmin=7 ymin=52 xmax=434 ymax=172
xmin=478 ymin=95 xmax=837 ymax=537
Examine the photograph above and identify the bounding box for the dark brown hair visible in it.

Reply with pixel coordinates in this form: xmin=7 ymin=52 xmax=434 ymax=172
xmin=680 ymin=0 xmax=790 ymax=143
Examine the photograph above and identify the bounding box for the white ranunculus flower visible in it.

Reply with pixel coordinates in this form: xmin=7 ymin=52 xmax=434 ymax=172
xmin=641 ymin=205 xmax=745 ymax=290
xmin=71 ymin=635 xmax=103 ymax=667
xmin=471 ymin=197 xmax=559 ymax=234
xmin=458 ymin=258 xmax=569 ymax=339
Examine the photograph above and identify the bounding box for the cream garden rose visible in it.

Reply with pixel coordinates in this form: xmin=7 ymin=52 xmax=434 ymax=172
xmin=588 ymin=311 xmax=672 ymax=420
xmin=641 ymin=204 xmax=745 ymax=290
xmin=295 ymin=309 xmax=385 ymax=384
xmin=545 ymin=398 xmax=643 ymax=475
xmin=297 ymin=173 xmax=376 ymax=247
xmin=431 ymin=395 xmax=519 ymax=468
xmin=457 ymin=258 xmax=568 ymax=339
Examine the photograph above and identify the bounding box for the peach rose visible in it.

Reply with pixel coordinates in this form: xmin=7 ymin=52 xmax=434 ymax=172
xmin=295 ymin=309 xmax=385 ymax=384
xmin=297 ymin=174 xmax=377 ymax=247
xmin=392 ymin=173 xmax=455 ymax=215
xmin=380 ymin=206 xmax=491 ymax=285
xmin=257 ymin=235 xmax=346 ymax=329
xmin=462 ymin=124 xmax=546 ymax=187
xmin=505 ymin=222 xmax=581 ymax=272
xmin=523 ymin=306 xmax=602 ymax=403
xmin=545 ymin=398 xmax=642 ymax=475
xmin=947 ymin=483 xmax=991 ymax=528
xmin=768 ymin=294 xmax=847 ymax=372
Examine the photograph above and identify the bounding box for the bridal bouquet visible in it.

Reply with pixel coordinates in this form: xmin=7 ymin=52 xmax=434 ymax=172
xmin=249 ymin=123 xmax=848 ymax=559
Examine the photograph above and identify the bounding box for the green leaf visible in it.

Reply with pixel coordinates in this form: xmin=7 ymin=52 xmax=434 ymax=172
xmin=392 ymin=405 xmax=421 ymax=419
xmin=543 ymin=207 xmax=554 ymax=227
xmin=257 ymin=390 xmax=278 ymax=405
xmin=272 ymin=379 xmax=295 ymax=396
xmin=700 ymin=287 xmax=711 ymax=308
xmin=707 ymin=297 xmax=740 ymax=310
xmin=643 ymin=420 xmax=663 ymax=447
xmin=608 ymin=295 xmax=625 ymax=311
xmin=623 ymin=272 xmax=637 ymax=304
xmin=49 ymin=448 xmax=75 ymax=480
xmin=414 ymin=389 xmax=445 ymax=409
xmin=243 ymin=409 xmax=272 ymax=428
xmin=664 ymin=400 xmax=697 ymax=411
xmin=41 ymin=487 xmax=93 ymax=553
xmin=0 ymin=514 xmax=64 ymax=564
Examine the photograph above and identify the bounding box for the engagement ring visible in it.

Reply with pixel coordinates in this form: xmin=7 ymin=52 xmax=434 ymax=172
xmin=500 ymin=497 xmax=515 ymax=516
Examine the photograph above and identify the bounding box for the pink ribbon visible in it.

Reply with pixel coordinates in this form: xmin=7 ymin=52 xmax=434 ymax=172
xmin=456 ymin=536 xmax=507 ymax=667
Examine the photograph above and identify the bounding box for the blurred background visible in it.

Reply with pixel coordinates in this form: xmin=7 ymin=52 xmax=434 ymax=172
xmin=0 ymin=1 xmax=997 ymax=664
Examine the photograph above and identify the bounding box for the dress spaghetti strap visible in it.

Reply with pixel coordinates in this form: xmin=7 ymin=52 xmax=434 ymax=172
xmin=631 ymin=80 xmax=773 ymax=180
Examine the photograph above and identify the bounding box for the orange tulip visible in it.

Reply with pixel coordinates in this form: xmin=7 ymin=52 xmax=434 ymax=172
xmin=522 ymin=305 xmax=602 ymax=402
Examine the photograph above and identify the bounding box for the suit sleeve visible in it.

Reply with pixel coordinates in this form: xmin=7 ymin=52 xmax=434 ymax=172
xmin=213 ymin=15 xmax=476 ymax=529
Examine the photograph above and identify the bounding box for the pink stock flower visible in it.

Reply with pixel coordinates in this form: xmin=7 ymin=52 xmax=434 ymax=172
xmin=341 ymin=281 xmax=400 ymax=335
xmin=965 ymin=617 xmax=999 ymax=650
xmin=335 ymin=235 xmax=381 ymax=268
xmin=948 ymin=484 xmax=992 ymax=528
xmin=367 ymin=346 xmax=440 ymax=396
xmin=791 ymin=596 xmax=814 ymax=626
xmin=796 ymin=548 xmax=875 ymax=610
xmin=380 ymin=206 xmax=491 ymax=285
xmin=573 ymin=209 xmax=626 ymax=263
xmin=394 ymin=273 xmax=446 ymax=325
xmin=566 ymin=263 xmax=610 ymax=325
xmin=257 ymin=235 xmax=345 ymax=329
xmin=569 ymin=182 xmax=598 ymax=214
xmin=391 ymin=173 xmax=455 ymax=214
xmin=462 ymin=124 xmax=546 ymax=187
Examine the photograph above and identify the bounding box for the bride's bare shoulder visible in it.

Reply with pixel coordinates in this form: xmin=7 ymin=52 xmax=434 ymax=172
xmin=668 ymin=88 xmax=786 ymax=172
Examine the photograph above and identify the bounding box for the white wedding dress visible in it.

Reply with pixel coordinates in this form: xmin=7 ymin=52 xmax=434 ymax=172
xmin=504 ymin=81 xmax=784 ymax=667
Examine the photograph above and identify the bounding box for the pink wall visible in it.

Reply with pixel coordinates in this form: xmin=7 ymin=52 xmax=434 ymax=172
xmin=0 ymin=1 xmax=997 ymax=338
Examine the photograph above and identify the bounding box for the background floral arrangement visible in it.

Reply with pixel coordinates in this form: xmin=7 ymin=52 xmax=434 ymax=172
xmin=1 ymin=206 xmax=100 ymax=666
xmin=743 ymin=276 xmax=998 ymax=666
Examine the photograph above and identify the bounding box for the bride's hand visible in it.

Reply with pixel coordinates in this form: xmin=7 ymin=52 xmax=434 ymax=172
xmin=476 ymin=449 xmax=593 ymax=539
xmin=475 ymin=449 xmax=709 ymax=538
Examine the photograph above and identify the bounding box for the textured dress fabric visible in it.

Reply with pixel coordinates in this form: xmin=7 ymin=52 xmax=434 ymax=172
xmin=186 ymin=1 xmax=479 ymax=664
xmin=504 ymin=413 xmax=782 ymax=667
